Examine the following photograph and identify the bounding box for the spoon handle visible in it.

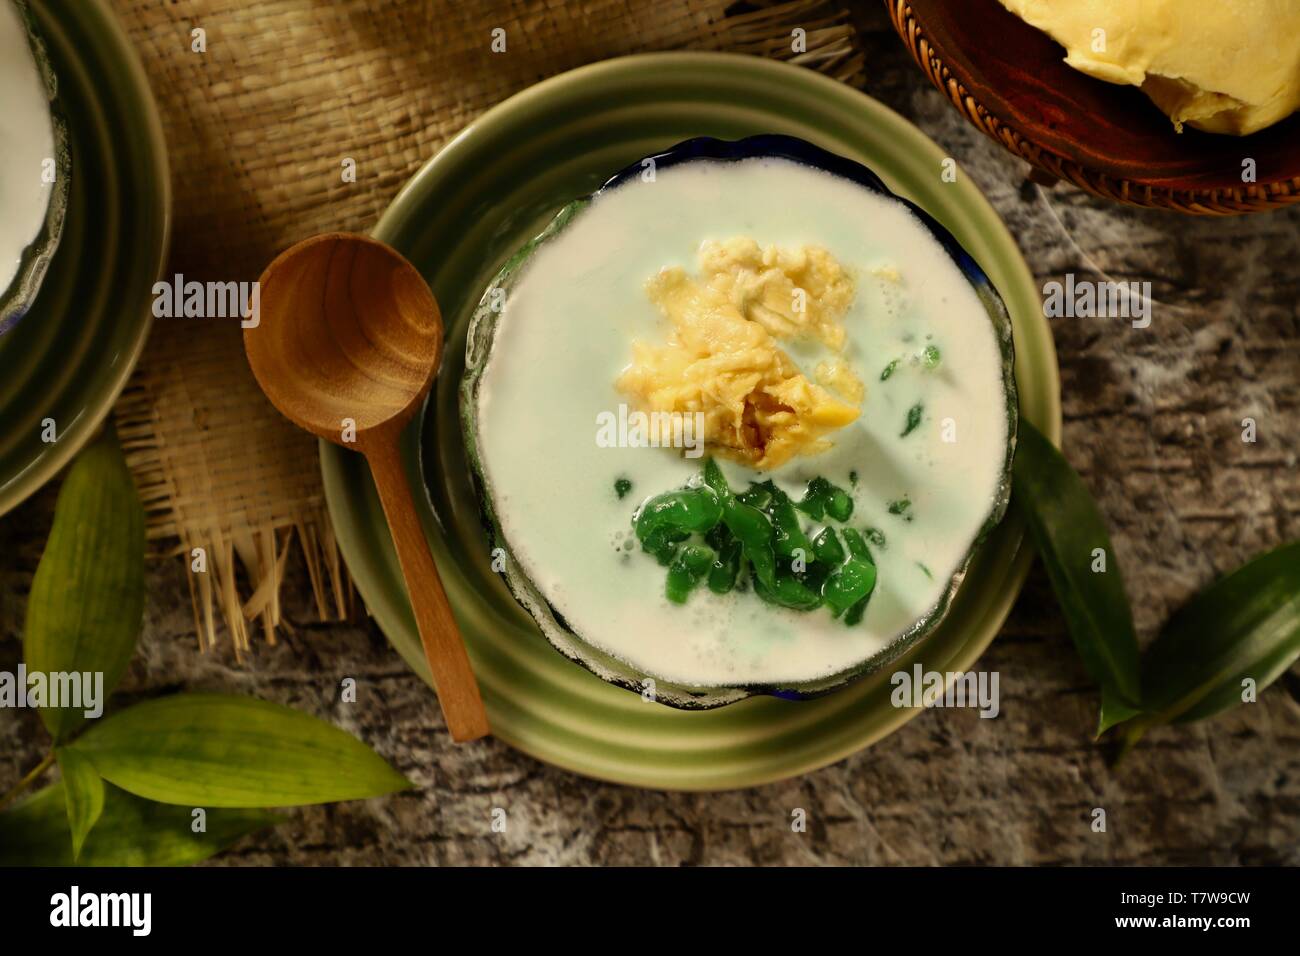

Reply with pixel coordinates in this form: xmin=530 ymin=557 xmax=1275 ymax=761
xmin=365 ymin=442 xmax=490 ymax=742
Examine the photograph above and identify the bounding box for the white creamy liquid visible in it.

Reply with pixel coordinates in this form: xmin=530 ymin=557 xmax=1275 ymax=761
xmin=0 ymin=0 xmax=57 ymax=297
xmin=475 ymin=158 xmax=1009 ymax=687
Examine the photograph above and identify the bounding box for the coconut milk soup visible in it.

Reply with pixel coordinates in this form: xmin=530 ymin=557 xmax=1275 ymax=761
xmin=475 ymin=157 xmax=1008 ymax=687
xmin=0 ymin=0 xmax=56 ymax=297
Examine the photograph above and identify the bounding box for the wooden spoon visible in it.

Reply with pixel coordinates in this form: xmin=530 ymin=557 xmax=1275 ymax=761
xmin=245 ymin=232 xmax=489 ymax=742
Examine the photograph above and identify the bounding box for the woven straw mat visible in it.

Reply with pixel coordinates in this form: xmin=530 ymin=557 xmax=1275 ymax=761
xmin=107 ymin=0 xmax=866 ymax=656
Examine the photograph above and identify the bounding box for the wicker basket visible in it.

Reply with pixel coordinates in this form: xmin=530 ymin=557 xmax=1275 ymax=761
xmin=887 ymin=0 xmax=1300 ymax=214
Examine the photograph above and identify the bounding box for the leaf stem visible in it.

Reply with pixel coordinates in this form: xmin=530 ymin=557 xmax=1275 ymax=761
xmin=0 ymin=752 xmax=56 ymax=812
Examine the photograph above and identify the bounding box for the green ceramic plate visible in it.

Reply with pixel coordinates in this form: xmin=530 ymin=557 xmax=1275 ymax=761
xmin=0 ymin=0 xmax=71 ymax=335
xmin=0 ymin=0 xmax=169 ymax=515
xmin=321 ymin=53 xmax=1062 ymax=790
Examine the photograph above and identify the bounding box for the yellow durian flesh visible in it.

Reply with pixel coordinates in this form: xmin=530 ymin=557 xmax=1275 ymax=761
xmin=617 ymin=239 xmax=863 ymax=471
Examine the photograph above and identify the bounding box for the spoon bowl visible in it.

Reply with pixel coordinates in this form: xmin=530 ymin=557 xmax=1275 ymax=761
xmin=247 ymin=232 xmax=489 ymax=742
xmin=251 ymin=233 xmax=441 ymax=440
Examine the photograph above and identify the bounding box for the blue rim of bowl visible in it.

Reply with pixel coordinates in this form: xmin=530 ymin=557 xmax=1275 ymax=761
xmin=0 ymin=0 xmax=72 ymax=336
xmin=460 ymin=133 xmax=1019 ymax=709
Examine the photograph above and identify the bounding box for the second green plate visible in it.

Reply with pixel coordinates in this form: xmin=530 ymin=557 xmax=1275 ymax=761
xmin=321 ymin=53 xmax=1061 ymax=790
xmin=0 ymin=0 xmax=169 ymax=515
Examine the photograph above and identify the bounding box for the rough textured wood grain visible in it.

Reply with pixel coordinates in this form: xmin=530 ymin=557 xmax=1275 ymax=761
xmin=2 ymin=4 xmax=1298 ymax=866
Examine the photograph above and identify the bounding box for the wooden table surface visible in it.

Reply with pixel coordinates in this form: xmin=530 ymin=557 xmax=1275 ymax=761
xmin=2 ymin=5 xmax=1298 ymax=866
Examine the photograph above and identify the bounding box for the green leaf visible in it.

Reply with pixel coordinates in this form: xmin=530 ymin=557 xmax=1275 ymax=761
xmin=56 ymin=747 xmax=105 ymax=860
xmin=24 ymin=428 xmax=145 ymax=741
xmin=0 ymin=781 xmax=279 ymax=866
xmin=1100 ymin=686 xmax=1141 ymax=734
xmin=67 ymin=693 xmax=414 ymax=807
xmin=1123 ymin=540 xmax=1300 ymax=748
xmin=1011 ymin=417 xmax=1141 ymax=733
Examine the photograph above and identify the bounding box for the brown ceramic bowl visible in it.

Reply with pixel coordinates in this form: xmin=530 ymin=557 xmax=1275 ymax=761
xmin=885 ymin=0 xmax=1300 ymax=214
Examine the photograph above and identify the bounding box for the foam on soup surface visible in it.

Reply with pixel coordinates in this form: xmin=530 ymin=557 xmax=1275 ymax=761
xmin=474 ymin=157 xmax=1009 ymax=687
xmin=0 ymin=0 xmax=56 ymax=298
